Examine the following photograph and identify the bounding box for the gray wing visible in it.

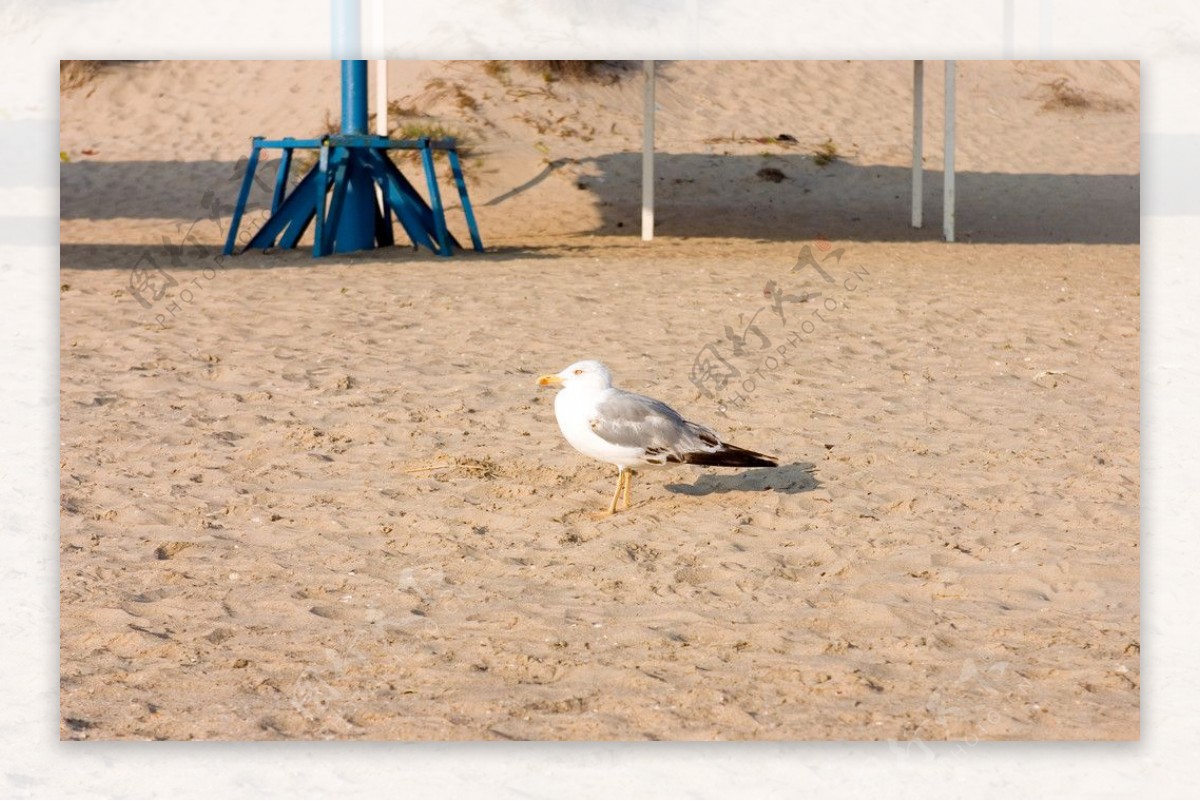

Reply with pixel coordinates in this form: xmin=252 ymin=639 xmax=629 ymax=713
xmin=591 ymin=390 xmax=722 ymax=463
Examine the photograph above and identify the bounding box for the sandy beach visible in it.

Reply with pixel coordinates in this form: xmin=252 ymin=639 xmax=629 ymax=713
xmin=59 ymin=60 xmax=1139 ymax=740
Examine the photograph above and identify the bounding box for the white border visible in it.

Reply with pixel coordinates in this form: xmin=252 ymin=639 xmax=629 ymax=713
xmin=5 ymin=0 xmax=1196 ymax=796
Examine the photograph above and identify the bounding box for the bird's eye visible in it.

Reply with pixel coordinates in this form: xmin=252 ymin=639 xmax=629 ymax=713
xmin=574 ymin=369 xmax=584 ymax=375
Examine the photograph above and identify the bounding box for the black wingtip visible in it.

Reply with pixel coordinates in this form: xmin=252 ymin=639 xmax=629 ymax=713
xmin=682 ymin=444 xmax=778 ymax=468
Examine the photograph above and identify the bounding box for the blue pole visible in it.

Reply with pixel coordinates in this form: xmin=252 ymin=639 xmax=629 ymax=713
xmin=341 ymin=60 xmax=369 ymax=135
xmin=333 ymin=58 xmax=377 ymax=253
xmin=229 ymin=0 xmax=483 ymax=259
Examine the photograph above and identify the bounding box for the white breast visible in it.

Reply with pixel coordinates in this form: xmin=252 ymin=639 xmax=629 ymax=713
xmin=554 ymin=386 xmax=645 ymax=469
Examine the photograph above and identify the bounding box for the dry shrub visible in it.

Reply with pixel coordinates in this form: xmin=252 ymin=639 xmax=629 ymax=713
xmin=1041 ymin=77 xmax=1090 ymax=110
xmin=1040 ymin=77 xmax=1132 ymax=113
xmin=482 ymin=60 xmax=509 ymax=82
xmin=60 ymin=60 xmax=104 ymax=93
xmin=813 ymin=137 xmax=839 ymax=167
xmin=516 ymin=60 xmax=612 ymax=82
xmin=392 ymin=120 xmax=474 ymax=156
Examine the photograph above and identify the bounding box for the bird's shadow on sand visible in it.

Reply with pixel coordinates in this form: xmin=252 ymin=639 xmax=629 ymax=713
xmin=664 ymin=461 xmax=820 ymax=496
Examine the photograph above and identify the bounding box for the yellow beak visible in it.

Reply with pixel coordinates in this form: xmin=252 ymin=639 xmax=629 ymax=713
xmin=537 ymin=374 xmax=563 ymax=387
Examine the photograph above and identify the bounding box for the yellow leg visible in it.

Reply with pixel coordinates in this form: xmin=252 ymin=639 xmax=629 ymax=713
xmin=606 ymin=468 xmax=627 ymax=515
xmin=622 ymin=469 xmax=635 ymax=509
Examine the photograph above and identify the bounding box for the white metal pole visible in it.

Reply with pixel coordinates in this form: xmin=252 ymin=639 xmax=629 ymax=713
xmin=912 ymin=60 xmax=924 ymax=229
xmin=373 ymin=0 xmax=387 ymax=135
xmin=943 ymin=60 xmax=956 ymax=242
xmin=370 ymin=0 xmax=387 ymax=217
xmin=375 ymin=61 xmax=388 ymax=135
xmin=642 ymin=59 xmax=655 ymax=241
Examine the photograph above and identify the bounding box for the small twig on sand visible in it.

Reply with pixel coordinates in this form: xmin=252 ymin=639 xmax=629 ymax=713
xmin=403 ymin=457 xmax=502 ymax=479
xmin=1033 ymin=369 xmax=1079 ymax=387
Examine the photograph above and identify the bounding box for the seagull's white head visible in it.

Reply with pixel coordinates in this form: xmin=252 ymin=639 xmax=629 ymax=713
xmin=537 ymin=360 xmax=613 ymax=392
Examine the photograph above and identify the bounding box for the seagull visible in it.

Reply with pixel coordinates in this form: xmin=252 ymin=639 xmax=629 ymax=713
xmin=537 ymin=360 xmax=778 ymax=515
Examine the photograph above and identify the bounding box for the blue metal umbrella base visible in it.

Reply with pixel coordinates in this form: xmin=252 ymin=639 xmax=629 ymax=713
xmin=223 ymin=134 xmax=483 ymax=258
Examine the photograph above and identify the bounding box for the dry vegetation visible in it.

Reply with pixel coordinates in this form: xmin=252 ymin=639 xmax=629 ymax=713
xmin=385 ymin=97 xmax=476 ymax=161
xmin=813 ymin=137 xmax=840 ymax=166
xmin=515 ymin=60 xmax=618 ymax=83
xmin=1040 ymin=76 xmax=1133 ymax=113
xmin=60 ymin=60 xmax=104 ymax=93
xmin=289 ymin=106 xmax=474 ymax=177
xmin=482 ymin=60 xmax=510 ymax=83
xmin=705 ymin=133 xmax=801 ymax=147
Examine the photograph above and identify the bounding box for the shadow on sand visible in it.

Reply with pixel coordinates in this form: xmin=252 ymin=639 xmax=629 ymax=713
xmin=665 ymin=461 xmax=820 ymax=497
xmin=571 ymin=152 xmax=1138 ymax=245
xmin=59 ymin=149 xmax=1138 ymax=253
